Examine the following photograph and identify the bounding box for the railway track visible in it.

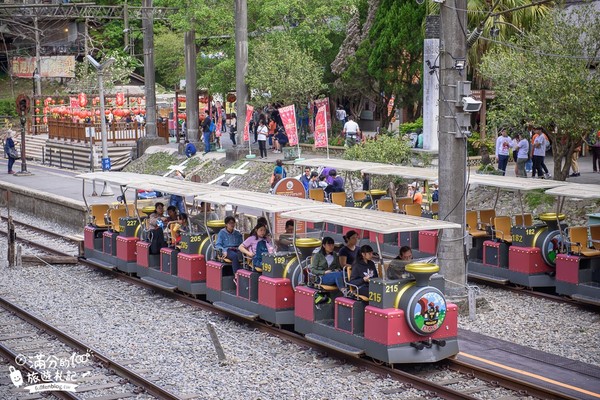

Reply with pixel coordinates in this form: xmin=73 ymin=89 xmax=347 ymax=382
xmin=0 ymin=295 xmax=181 ymax=400
xmin=0 ymin=218 xmax=587 ymax=399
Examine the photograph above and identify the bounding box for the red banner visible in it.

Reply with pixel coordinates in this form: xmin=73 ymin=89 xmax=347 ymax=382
xmin=314 ymin=98 xmax=331 ymax=130
xmin=244 ymin=105 xmax=254 ymax=142
xmin=216 ymin=105 xmax=223 ymax=137
xmin=314 ymin=105 xmax=328 ymax=148
xmin=387 ymin=95 xmax=395 ymax=117
xmin=279 ymin=105 xmax=298 ymax=146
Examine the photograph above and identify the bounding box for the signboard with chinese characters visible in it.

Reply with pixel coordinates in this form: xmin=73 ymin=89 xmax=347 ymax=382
xmin=11 ymin=56 xmax=76 ymax=78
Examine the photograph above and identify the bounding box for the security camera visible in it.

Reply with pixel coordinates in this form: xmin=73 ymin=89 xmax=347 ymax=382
xmin=462 ymin=96 xmax=482 ymax=113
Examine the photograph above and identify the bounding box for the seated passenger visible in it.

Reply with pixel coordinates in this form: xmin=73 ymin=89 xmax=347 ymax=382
xmin=349 ymin=245 xmax=379 ymax=298
xmin=387 ymin=245 xmax=413 ymax=280
xmin=324 ymin=169 xmax=344 ymax=196
xmin=339 ymin=230 xmax=360 ymax=269
xmin=239 ymin=223 xmax=274 ymax=270
xmin=317 ymin=175 xmax=328 ymax=189
xmin=215 ymin=216 xmax=244 ymax=273
xmin=276 ymin=219 xmax=295 ymax=252
xmin=407 ymin=182 xmax=423 ymax=205
xmin=311 ymin=236 xmax=345 ymax=290
xmin=190 ymin=202 xmax=219 ymax=234
xmin=166 ymin=205 xmax=179 ymax=223
xmin=148 ymin=202 xmax=166 ymax=229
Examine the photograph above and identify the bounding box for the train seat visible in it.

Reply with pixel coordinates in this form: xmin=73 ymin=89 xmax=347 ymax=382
xmin=309 ymin=189 xmax=325 ymax=202
xmin=568 ymin=226 xmax=600 ymax=257
xmin=353 ymin=191 xmax=367 ymax=201
xmin=405 ymin=203 xmax=422 ymax=217
xmin=590 ymin=225 xmax=600 ymax=250
xmin=479 ymin=209 xmax=496 ymax=229
xmin=514 ymin=213 xmax=533 ymax=227
xmin=397 ymin=197 xmax=413 ymax=211
xmin=429 ymin=202 xmax=440 ymax=213
xmin=330 ymin=192 xmax=346 ymax=207
xmin=466 ymin=211 xmax=487 ymax=238
xmin=493 ymin=216 xmax=512 ymax=243
xmin=89 ymin=204 xmax=110 ymax=228
xmin=377 ymin=198 xmax=394 ymax=213
xmin=109 ymin=207 xmax=128 ymax=233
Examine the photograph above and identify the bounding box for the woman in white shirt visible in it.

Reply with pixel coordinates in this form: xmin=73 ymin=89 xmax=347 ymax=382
xmin=257 ymin=120 xmax=268 ymax=159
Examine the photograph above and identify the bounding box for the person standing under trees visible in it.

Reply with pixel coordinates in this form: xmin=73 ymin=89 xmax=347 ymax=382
xmin=532 ymin=129 xmax=548 ymax=179
xmin=570 ymin=144 xmax=581 ymax=177
xmin=257 ymin=120 xmax=268 ymax=159
xmin=588 ymin=130 xmax=600 ymax=173
xmin=336 ymin=104 xmax=347 ymax=124
xmin=201 ymin=110 xmax=212 ymax=155
xmin=495 ymin=128 xmax=511 ymax=175
xmin=342 ymin=115 xmax=361 ymax=147
xmin=515 ymin=133 xmax=529 ymax=178
xmin=3 ymin=130 xmax=18 ymax=174
xmin=229 ymin=113 xmax=237 ymax=147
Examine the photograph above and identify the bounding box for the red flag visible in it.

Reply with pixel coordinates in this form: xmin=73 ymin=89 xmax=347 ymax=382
xmin=314 ymin=97 xmax=331 ymax=130
xmin=216 ymin=105 xmax=222 ymax=137
xmin=314 ymin=105 xmax=328 ymax=148
xmin=279 ymin=105 xmax=298 ymax=146
xmin=244 ymin=105 xmax=254 ymax=142
xmin=387 ymin=95 xmax=395 ymax=117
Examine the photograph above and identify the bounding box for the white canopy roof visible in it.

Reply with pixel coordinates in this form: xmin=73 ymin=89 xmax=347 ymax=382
xmin=294 ymin=158 xmax=383 ymax=172
xmin=468 ymin=174 xmax=568 ymax=191
xmin=361 ymin=165 xmax=438 ymax=181
xmin=280 ymin=207 xmax=461 ymax=234
xmin=126 ymin=177 xmax=228 ymax=197
xmin=76 ymin=171 xmax=159 ymax=186
xmin=545 ymin=183 xmax=600 ymax=199
xmin=194 ymin=191 xmax=340 ymax=213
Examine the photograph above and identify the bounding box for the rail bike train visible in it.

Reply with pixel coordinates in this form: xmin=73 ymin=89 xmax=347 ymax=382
xmin=296 ymin=159 xmax=600 ymax=306
xmin=78 ymin=171 xmax=462 ymax=364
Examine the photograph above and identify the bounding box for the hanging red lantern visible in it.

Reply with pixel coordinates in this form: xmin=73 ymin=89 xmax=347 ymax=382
xmin=35 ymin=117 xmax=40 ymax=123
xmin=43 ymin=116 xmax=48 ymax=124
xmin=35 ymin=99 xmax=40 ymax=106
xmin=115 ymin=92 xmax=125 ymax=107
xmin=78 ymin=93 xmax=88 ymax=108
xmin=140 ymin=109 xmax=146 ymax=115
xmin=178 ymin=113 xmax=186 ymax=120
xmin=43 ymin=107 xmax=49 ymax=114
xmin=59 ymin=99 xmax=64 ymax=105
xmin=35 ymin=108 xmax=40 ymax=114
xmin=105 ymin=109 xmax=111 ymax=116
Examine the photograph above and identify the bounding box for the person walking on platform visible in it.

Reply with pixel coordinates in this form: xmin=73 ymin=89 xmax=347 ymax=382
xmin=589 ymin=130 xmax=600 ymax=173
xmin=3 ymin=131 xmax=18 ymax=174
xmin=201 ymin=111 xmax=212 ymax=155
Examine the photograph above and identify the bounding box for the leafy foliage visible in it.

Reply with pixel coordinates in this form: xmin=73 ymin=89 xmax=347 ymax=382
xmin=0 ymin=100 xmax=17 ymax=117
xmin=247 ymin=32 xmax=325 ymax=107
xmin=524 ymin=189 xmax=555 ymax=210
xmin=343 ymin=135 xmax=412 ymax=164
xmin=480 ymin=5 xmax=600 ymax=180
xmin=398 ymin=117 xmax=423 ymax=135
xmin=154 ymin=30 xmax=186 ymax=89
xmin=467 ymin=131 xmax=494 ymax=157
xmin=69 ymin=50 xmax=141 ymax=94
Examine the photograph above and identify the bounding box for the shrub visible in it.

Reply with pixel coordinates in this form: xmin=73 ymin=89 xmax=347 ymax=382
xmin=343 ymin=135 xmax=412 ymax=164
xmin=398 ymin=117 xmax=423 ymax=135
xmin=0 ymin=99 xmax=17 ymax=117
xmin=467 ymin=131 xmax=495 ymax=157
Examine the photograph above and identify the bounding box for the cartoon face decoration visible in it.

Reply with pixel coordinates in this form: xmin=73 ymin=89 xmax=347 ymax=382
xmin=407 ymin=288 xmax=446 ymax=335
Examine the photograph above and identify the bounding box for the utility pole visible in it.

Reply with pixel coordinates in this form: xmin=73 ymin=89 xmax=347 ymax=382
xmin=33 ymin=15 xmax=42 ymax=96
xmin=137 ymin=0 xmax=165 ymax=154
xmin=437 ymin=0 xmax=468 ymax=296
xmin=184 ymin=29 xmax=199 ymax=143
xmin=124 ymin=1 xmax=131 ymax=55
xmin=234 ymin=0 xmax=248 ymax=148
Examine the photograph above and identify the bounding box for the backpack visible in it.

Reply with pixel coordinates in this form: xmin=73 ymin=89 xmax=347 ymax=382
xmin=209 ymin=121 xmax=216 ymax=134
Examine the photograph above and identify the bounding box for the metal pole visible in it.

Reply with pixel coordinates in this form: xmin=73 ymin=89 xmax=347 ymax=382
xmin=142 ymin=0 xmax=157 ymax=138
xmin=98 ymin=69 xmax=114 ymax=196
xmin=185 ymin=29 xmax=199 ymax=143
xmin=19 ymin=112 xmax=28 ymax=173
xmin=34 ymin=16 xmax=42 ymax=97
xmin=234 ymin=0 xmax=248 ymax=149
xmin=437 ymin=0 xmax=467 ymax=296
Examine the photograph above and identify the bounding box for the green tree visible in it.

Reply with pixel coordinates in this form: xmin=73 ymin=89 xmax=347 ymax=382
xmin=480 ymin=5 xmax=600 ymax=180
xmin=367 ymin=0 xmax=425 ymax=126
xmin=68 ymin=50 xmax=141 ymax=94
xmin=154 ymin=30 xmax=186 ymax=89
xmin=247 ymin=32 xmax=325 ymax=107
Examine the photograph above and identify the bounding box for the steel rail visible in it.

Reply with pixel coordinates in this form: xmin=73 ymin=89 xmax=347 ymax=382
xmin=0 ymin=296 xmax=182 ymax=400
xmin=448 ymin=358 xmax=581 ymax=400
xmin=0 ymin=221 xmax=585 ymax=399
xmin=0 ymin=341 xmax=81 ymax=400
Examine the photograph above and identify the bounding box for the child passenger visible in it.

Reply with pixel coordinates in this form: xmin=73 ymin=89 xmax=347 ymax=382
xmin=349 ymin=245 xmax=379 ymax=298
xmin=239 ymin=223 xmax=274 ymax=269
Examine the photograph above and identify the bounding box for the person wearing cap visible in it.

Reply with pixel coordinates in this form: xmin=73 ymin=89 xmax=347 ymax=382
xmin=431 ymin=181 xmax=439 ymax=202
xmin=3 ymin=130 xmax=17 ymax=174
xmin=407 ymin=182 xmax=423 ymax=205
xmin=324 ymin=169 xmax=344 ymax=196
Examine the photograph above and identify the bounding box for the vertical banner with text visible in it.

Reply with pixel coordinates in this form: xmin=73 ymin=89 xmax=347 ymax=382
xmin=313 ymin=98 xmax=331 ymax=130
xmin=244 ymin=104 xmax=254 ymax=142
xmin=279 ymin=105 xmax=298 ymax=146
xmin=216 ymin=104 xmax=223 ymax=137
xmin=314 ymin=105 xmax=328 ymax=148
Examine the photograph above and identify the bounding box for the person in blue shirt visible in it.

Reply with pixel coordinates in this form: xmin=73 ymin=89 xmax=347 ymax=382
xmin=215 ymin=216 xmax=244 ymax=273
xmin=299 ymin=167 xmax=311 ymax=195
xmin=184 ymin=140 xmax=197 ymax=158
xmin=431 ymin=180 xmax=439 ymax=202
